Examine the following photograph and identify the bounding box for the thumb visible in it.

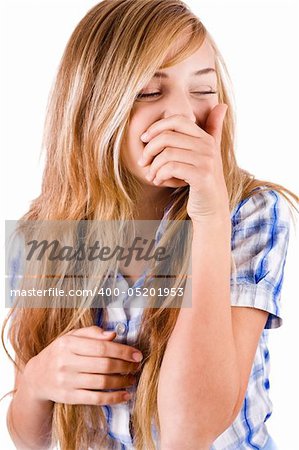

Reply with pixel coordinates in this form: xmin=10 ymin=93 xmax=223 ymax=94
xmin=67 ymin=325 xmax=116 ymax=340
xmin=204 ymin=103 xmax=228 ymax=146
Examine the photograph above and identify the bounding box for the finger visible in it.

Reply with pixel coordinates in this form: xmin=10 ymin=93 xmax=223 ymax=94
xmin=68 ymin=389 xmax=132 ymax=405
xmin=204 ymin=103 xmax=228 ymax=147
xmin=140 ymin=114 xmax=208 ymax=143
xmin=140 ymin=132 xmax=199 ymax=167
xmin=147 ymin=177 xmax=188 ymax=188
xmin=152 ymin=161 xmax=198 ymax=186
xmin=69 ymin=355 xmax=141 ymax=375
xmin=75 ymin=373 xmax=136 ymax=390
xmin=67 ymin=325 xmax=116 ymax=340
xmin=68 ymin=335 xmax=143 ymax=363
xmin=146 ymin=147 xmax=198 ymax=182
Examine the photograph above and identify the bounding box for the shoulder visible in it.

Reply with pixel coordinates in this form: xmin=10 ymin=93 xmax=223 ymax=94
xmin=229 ymin=186 xmax=293 ymax=329
xmin=231 ymin=186 xmax=292 ymax=231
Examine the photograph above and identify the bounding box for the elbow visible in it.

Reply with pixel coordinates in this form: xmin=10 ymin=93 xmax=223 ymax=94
xmin=213 ymin=380 xmax=241 ymax=439
xmin=211 ymin=383 xmax=242 ymax=442
xmin=207 ymin=391 xmax=240 ymax=444
xmin=158 ymin=357 xmax=241 ymax=449
xmin=206 ymin=380 xmax=242 ymax=442
xmin=159 ymin=389 xmax=240 ymax=450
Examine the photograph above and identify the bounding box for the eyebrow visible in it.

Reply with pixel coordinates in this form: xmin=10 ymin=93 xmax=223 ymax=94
xmin=152 ymin=67 xmax=216 ymax=78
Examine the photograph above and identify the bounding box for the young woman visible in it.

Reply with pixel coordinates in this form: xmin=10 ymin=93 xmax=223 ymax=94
xmin=2 ymin=1 xmax=298 ymax=449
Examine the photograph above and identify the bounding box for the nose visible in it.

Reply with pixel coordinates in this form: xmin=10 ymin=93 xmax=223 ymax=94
xmin=162 ymin=91 xmax=197 ymax=124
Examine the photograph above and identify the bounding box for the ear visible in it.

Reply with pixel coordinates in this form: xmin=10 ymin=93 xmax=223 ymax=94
xmin=205 ymin=104 xmax=228 ymax=147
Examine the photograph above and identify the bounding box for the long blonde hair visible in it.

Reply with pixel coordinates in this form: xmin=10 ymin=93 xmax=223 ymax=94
xmin=2 ymin=1 xmax=298 ymax=449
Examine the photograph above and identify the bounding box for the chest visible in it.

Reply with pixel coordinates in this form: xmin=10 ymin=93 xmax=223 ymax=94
xmin=117 ymin=223 xmax=159 ymax=288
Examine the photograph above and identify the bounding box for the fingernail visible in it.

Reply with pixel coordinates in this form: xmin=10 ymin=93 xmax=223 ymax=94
xmin=140 ymin=132 xmax=149 ymax=142
xmin=103 ymin=330 xmax=115 ymax=335
xmin=132 ymin=352 xmax=143 ymax=362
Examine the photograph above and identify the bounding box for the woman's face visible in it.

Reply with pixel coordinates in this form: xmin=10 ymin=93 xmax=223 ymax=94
xmin=121 ymin=37 xmax=219 ymax=188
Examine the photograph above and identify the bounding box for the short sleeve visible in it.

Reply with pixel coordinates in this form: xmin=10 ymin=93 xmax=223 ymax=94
xmin=6 ymin=231 xmax=25 ymax=308
xmin=230 ymin=188 xmax=292 ymax=329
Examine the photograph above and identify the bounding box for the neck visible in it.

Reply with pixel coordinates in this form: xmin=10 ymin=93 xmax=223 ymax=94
xmin=133 ymin=185 xmax=174 ymax=221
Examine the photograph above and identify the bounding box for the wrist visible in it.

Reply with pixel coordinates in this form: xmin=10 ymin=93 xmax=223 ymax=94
xmin=191 ymin=210 xmax=231 ymax=228
xmin=191 ymin=214 xmax=231 ymax=237
xmin=22 ymin=357 xmax=52 ymax=406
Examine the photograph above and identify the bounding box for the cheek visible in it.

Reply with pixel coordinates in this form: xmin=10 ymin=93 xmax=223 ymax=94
xmin=204 ymin=97 xmax=219 ymax=110
xmin=122 ymin=112 xmax=151 ymax=164
xmin=129 ymin=108 xmax=154 ymax=138
xmin=201 ymin=99 xmax=219 ymax=128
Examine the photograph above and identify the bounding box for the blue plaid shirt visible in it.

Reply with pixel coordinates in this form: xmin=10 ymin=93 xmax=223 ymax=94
xmin=7 ymin=187 xmax=291 ymax=449
xmin=94 ymin=187 xmax=291 ymax=450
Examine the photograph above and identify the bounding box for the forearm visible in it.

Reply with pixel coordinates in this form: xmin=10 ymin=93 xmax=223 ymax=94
xmin=158 ymin=214 xmax=240 ymax=449
xmin=7 ymin=363 xmax=54 ymax=450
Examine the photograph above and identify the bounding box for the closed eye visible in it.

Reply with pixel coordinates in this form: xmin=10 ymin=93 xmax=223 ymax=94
xmin=136 ymin=91 xmax=218 ymax=99
xmin=136 ymin=92 xmax=160 ymax=98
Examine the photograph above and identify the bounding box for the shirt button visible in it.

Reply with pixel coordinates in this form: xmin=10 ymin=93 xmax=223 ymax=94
xmin=115 ymin=322 xmax=127 ymax=336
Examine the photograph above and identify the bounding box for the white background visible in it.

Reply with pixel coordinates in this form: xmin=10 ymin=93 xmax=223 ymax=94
xmin=0 ymin=1 xmax=298 ymax=448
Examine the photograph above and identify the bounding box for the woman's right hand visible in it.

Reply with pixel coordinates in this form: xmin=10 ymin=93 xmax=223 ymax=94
xmin=22 ymin=325 xmax=143 ymax=406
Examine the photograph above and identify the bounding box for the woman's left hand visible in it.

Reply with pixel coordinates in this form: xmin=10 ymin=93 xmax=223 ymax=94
xmin=138 ymin=104 xmax=230 ymax=223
